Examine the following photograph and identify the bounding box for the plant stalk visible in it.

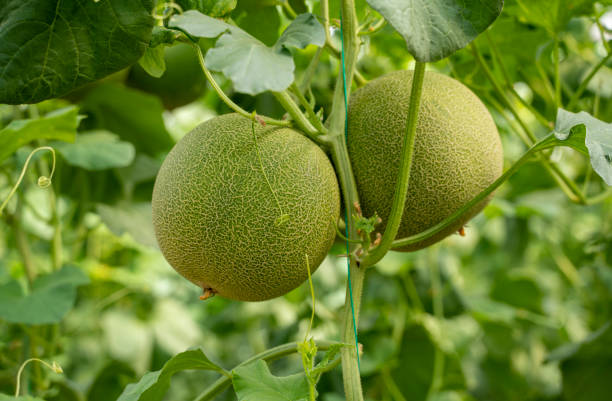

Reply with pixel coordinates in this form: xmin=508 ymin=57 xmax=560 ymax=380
xmin=272 ymin=91 xmax=321 ymax=139
xmin=322 ymin=0 xmax=366 ymax=399
xmin=361 ymin=61 xmax=426 ymax=267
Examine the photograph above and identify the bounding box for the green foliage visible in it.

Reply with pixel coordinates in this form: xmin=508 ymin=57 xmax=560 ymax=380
xmin=0 ymin=1 xmax=611 ymax=401
xmin=118 ymin=348 xmax=225 ymax=401
xmin=0 ymin=0 xmax=154 ymax=104
xmin=0 ymin=107 xmax=79 ymax=163
xmin=366 ymin=0 xmax=503 ymax=61
xmin=53 ymin=131 xmax=135 ymax=171
xmin=0 ymin=265 xmax=89 ymax=324
xmin=170 ymin=11 xmax=325 ymax=94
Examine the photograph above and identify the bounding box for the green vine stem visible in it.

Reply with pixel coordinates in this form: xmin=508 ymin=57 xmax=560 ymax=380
xmin=289 ymin=83 xmax=328 ymax=134
xmin=361 ymin=62 xmax=426 ymax=267
xmin=192 ymin=341 xmax=337 ymax=401
xmin=391 ymin=133 xmax=560 ymax=249
xmin=193 ymin=45 xmax=292 ymax=128
xmin=272 ymin=91 xmax=321 ymax=139
xmin=326 ymin=0 xmax=368 ymax=399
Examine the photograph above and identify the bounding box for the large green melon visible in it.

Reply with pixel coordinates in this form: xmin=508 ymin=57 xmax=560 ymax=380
xmin=348 ymin=70 xmax=503 ymax=251
xmin=152 ymin=113 xmax=340 ymax=301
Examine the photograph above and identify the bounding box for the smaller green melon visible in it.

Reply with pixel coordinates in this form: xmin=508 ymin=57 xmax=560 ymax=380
xmin=348 ymin=70 xmax=504 ymax=251
xmin=127 ymin=43 xmax=207 ymax=109
xmin=152 ymin=114 xmax=340 ymax=301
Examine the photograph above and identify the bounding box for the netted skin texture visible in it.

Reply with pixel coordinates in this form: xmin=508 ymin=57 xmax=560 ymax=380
xmin=152 ymin=113 xmax=340 ymax=301
xmin=348 ymin=70 xmax=503 ymax=251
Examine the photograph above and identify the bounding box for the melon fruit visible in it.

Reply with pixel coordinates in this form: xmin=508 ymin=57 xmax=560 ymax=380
xmin=347 ymin=70 xmax=503 ymax=251
xmin=152 ymin=113 xmax=340 ymax=301
xmin=127 ymin=43 xmax=206 ymax=110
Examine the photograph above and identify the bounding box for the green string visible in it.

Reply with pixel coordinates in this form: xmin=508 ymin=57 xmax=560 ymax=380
xmin=339 ymin=12 xmax=361 ymax=371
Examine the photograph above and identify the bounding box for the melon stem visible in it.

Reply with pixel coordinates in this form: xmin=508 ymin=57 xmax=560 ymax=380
xmin=360 ymin=61 xmax=427 ymax=267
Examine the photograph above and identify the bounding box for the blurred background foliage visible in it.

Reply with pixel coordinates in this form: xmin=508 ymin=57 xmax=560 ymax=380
xmin=0 ymin=0 xmax=611 ymax=400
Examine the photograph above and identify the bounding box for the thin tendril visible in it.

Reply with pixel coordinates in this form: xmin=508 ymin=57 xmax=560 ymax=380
xmin=250 ymin=118 xmax=289 ymax=226
xmin=0 ymin=146 xmax=56 ymax=217
xmin=15 ymin=358 xmax=62 ymax=396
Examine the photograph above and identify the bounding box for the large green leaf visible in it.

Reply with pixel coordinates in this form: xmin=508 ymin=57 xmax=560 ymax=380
xmin=366 ymin=0 xmax=503 ymax=62
xmin=206 ymin=13 xmax=325 ymax=94
xmin=232 ymin=360 xmax=310 ymax=401
xmin=53 ymin=131 xmax=135 ymax=171
xmin=0 ymin=265 xmax=89 ymax=325
xmin=206 ymin=31 xmax=295 ymax=94
xmin=117 ymin=348 xmax=226 ymax=401
xmin=552 ymin=109 xmax=612 ymax=185
xmin=0 ymin=106 xmax=79 ymax=164
xmin=0 ymin=0 xmax=154 ymax=104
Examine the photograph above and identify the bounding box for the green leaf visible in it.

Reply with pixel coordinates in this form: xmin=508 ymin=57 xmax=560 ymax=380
xmin=274 ymin=13 xmax=325 ymax=51
xmin=206 ymin=13 xmax=324 ymax=95
xmin=175 ymin=0 xmax=237 ymax=17
xmin=232 ymin=360 xmax=310 ymax=401
xmin=206 ymin=30 xmax=294 ymax=95
xmin=0 ymin=0 xmax=155 ymax=104
xmin=0 ymin=106 xmax=79 ymax=164
xmin=0 ymin=265 xmax=89 ymax=325
xmin=53 ymin=131 xmax=135 ymax=171
xmin=366 ymin=0 xmax=503 ymax=62
xmin=552 ymin=109 xmax=612 ymax=185
xmin=96 ymin=202 xmax=157 ymax=248
xmin=168 ymin=10 xmax=231 ymax=38
xmin=117 ymin=348 xmax=226 ymax=401
xmin=79 ymin=84 xmax=174 ymax=156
